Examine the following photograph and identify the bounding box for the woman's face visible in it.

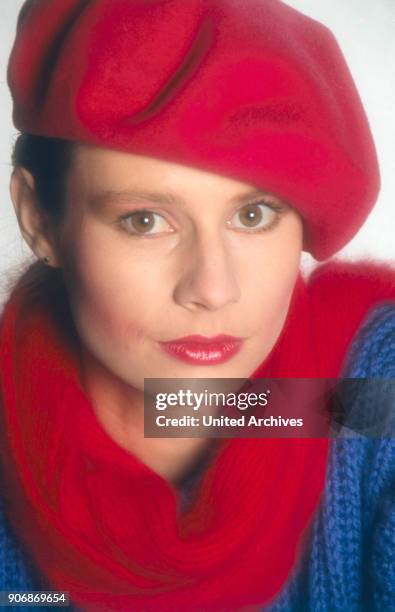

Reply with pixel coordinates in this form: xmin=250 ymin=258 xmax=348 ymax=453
xmin=59 ymin=145 xmax=303 ymax=389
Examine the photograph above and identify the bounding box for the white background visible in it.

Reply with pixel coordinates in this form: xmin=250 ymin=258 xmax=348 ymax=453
xmin=1 ymin=0 xmax=394 ymax=304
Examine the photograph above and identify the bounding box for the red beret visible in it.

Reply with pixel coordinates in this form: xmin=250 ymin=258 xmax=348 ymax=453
xmin=8 ymin=0 xmax=380 ymax=260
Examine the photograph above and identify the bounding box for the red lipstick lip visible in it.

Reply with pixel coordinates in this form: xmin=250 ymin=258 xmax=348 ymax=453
xmin=165 ymin=334 xmax=243 ymax=344
xmin=159 ymin=335 xmax=244 ymax=365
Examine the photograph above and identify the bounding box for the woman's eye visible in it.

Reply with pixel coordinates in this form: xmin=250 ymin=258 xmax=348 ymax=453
xmin=119 ymin=210 xmax=172 ymax=235
xmin=230 ymin=202 xmax=280 ymax=231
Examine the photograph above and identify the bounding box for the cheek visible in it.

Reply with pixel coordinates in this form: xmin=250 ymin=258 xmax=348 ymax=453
xmin=262 ymin=255 xmax=300 ymax=318
xmin=60 ymin=227 xmax=165 ymax=354
xmin=242 ymin=227 xmax=302 ymax=345
xmin=252 ymin=278 xmax=297 ymax=354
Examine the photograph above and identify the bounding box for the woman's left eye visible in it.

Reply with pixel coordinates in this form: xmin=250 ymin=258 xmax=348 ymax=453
xmin=229 ymin=202 xmax=281 ymax=232
xmin=118 ymin=210 xmax=173 ymax=235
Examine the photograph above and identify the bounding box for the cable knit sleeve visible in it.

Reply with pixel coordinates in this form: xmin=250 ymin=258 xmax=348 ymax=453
xmin=344 ymin=304 xmax=395 ymax=611
xmin=267 ymin=303 xmax=395 ymax=612
xmin=343 ymin=303 xmax=395 ymax=378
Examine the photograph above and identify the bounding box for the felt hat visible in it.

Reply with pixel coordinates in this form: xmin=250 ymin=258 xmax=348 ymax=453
xmin=8 ymin=0 xmax=380 ymax=260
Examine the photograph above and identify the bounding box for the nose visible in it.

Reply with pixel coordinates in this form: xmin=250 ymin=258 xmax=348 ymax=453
xmin=173 ymin=230 xmax=241 ymax=312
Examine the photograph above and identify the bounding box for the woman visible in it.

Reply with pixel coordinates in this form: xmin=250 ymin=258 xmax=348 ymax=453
xmin=0 ymin=0 xmax=394 ymax=610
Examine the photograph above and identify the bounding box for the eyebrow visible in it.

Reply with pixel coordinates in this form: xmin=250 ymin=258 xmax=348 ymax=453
xmin=89 ymin=188 xmax=278 ymax=209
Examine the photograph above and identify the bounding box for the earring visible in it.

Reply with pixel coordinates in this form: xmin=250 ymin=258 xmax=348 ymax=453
xmin=42 ymin=256 xmax=50 ymax=265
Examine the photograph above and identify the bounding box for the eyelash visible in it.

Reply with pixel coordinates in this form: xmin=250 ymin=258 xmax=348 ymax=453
xmin=116 ymin=200 xmax=286 ymax=237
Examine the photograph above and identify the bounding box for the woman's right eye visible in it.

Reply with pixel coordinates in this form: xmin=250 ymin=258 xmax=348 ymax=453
xmin=118 ymin=210 xmax=173 ymax=236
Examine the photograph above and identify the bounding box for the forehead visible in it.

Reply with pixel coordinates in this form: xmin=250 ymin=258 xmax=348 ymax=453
xmin=69 ymin=144 xmax=279 ymax=204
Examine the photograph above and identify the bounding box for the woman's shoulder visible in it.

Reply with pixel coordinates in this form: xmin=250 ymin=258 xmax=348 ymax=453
xmin=331 ymin=297 xmax=395 ymax=482
xmin=342 ymin=301 xmax=395 ymax=377
xmin=269 ymin=300 xmax=395 ymax=611
xmin=313 ymin=302 xmax=395 ymax=610
xmin=335 ymin=300 xmax=395 ymax=436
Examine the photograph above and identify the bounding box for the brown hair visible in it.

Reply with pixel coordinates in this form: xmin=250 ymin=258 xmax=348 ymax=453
xmin=4 ymin=134 xmax=78 ymax=351
xmin=12 ymin=133 xmax=74 ymax=222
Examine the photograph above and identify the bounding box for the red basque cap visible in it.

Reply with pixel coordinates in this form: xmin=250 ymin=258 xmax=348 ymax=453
xmin=8 ymin=0 xmax=380 ymax=260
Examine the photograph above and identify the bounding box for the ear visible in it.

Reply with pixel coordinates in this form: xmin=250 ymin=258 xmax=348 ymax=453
xmin=10 ymin=167 xmax=62 ymax=268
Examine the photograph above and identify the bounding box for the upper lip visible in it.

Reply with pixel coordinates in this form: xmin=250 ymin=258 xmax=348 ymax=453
xmin=161 ymin=334 xmax=244 ymax=344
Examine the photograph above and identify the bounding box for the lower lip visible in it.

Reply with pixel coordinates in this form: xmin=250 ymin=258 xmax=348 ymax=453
xmin=159 ymin=339 xmax=244 ymax=365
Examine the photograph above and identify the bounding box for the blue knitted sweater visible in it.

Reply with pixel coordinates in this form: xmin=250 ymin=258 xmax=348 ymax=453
xmin=1 ymin=303 xmax=394 ymax=611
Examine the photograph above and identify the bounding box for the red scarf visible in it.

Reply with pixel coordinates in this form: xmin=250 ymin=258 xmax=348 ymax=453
xmin=0 ymin=261 xmax=393 ymax=611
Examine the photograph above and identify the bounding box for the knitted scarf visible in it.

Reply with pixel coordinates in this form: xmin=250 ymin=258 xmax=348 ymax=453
xmin=0 ymin=261 xmax=393 ymax=611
